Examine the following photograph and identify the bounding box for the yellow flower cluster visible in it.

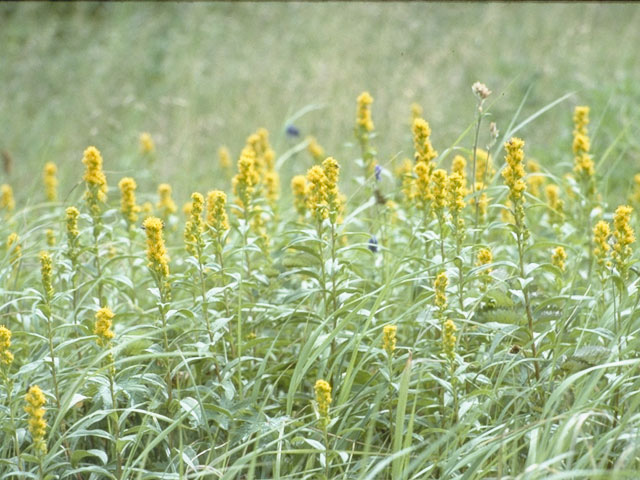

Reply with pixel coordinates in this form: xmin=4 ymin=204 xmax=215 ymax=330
xmin=552 ymin=246 xmax=567 ymax=272
xmin=118 ymin=177 xmax=140 ymax=226
xmin=474 ymin=149 xmax=495 ymax=184
xmin=545 ymin=184 xmax=564 ymax=223
xmin=306 ymin=165 xmax=328 ymax=223
xmin=434 ymin=271 xmax=448 ymax=311
xmin=572 ymin=106 xmax=595 ymax=179
xmin=219 ymin=146 xmax=232 ymax=171
xmin=94 ymin=306 xmax=115 ymax=347
xmin=451 ymin=155 xmax=468 ymax=193
xmin=24 ymin=385 xmax=47 ymax=455
xmin=442 ymin=319 xmax=457 ymax=361
xmin=1 ymin=184 xmax=15 ymax=212
xmin=382 ymin=325 xmax=397 ymax=356
xmin=476 ymin=247 xmax=493 ymax=290
xmin=307 ymin=136 xmax=325 ymax=163
xmin=592 ymin=220 xmax=611 ymax=270
xmin=291 ymin=175 xmax=308 ymax=217
xmin=256 ymin=128 xmax=280 ymax=206
xmin=233 ymin=146 xmax=259 ymax=214
xmin=143 ymin=216 xmax=170 ymax=286
xmin=66 ymin=206 xmax=80 ymax=243
xmin=356 ymin=91 xmax=374 ymax=133
xmin=206 ymin=190 xmax=230 ymax=245
xmin=322 ymin=157 xmax=341 ymax=223
xmin=314 ymin=379 xmax=332 ymax=424
xmin=140 ymin=132 xmax=155 ymax=154
xmin=413 ymin=162 xmax=432 ymax=211
xmin=502 ymin=138 xmax=527 ymax=205
xmin=412 ymin=118 xmax=438 ymax=166
xmin=0 ymin=325 xmax=13 ymax=367
xmin=7 ymin=232 xmax=21 ymax=265
xmin=82 ymin=146 xmax=108 ymax=217
xmin=40 ymin=251 xmax=54 ymax=300
xmin=396 ymin=158 xmax=415 ymax=203
xmin=448 ymin=171 xmax=466 ymax=240
xmin=184 ymin=192 xmax=205 ymax=256
xmin=46 ymin=229 xmax=56 ymax=247
xmin=43 ymin=162 xmax=58 ymax=202
xmin=431 ymin=169 xmax=448 ymax=215
xmin=156 ymin=183 xmax=177 ymax=218
xmin=612 ymin=205 xmax=635 ymax=277
xmin=526 ymin=160 xmax=545 ymax=198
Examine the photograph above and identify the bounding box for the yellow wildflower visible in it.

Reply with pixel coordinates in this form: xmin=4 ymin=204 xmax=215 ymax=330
xmin=356 ymin=91 xmax=374 ymax=132
xmin=65 ymin=206 xmax=80 ymax=249
xmin=545 ymin=184 xmax=564 ymax=223
xmin=612 ymin=205 xmax=635 ymax=277
xmin=291 ymin=175 xmax=308 ymax=217
xmin=0 ymin=325 xmax=13 ymax=367
xmin=593 ymin=220 xmax=611 ymax=270
xmin=43 ymin=162 xmax=58 ymax=202
xmin=442 ymin=319 xmax=457 ymax=361
xmin=40 ymin=251 xmax=54 ymax=300
xmin=503 ymin=138 xmax=527 ymax=205
xmin=473 ymin=148 xmax=495 ymax=185
xmin=232 ymin=146 xmax=259 ymax=214
xmin=46 ymin=229 xmax=56 ymax=247
xmin=94 ymin=306 xmax=115 ymax=346
xmin=306 ymin=165 xmax=328 ymax=223
xmin=118 ymin=177 xmax=140 ymax=226
xmin=451 ymin=155 xmax=468 ymax=192
xmin=382 ymin=325 xmax=397 ymax=356
xmin=140 ymin=132 xmax=155 ymax=154
xmin=184 ymin=192 xmax=205 ymax=256
xmin=434 ymin=271 xmax=448 ymax=311
xmin=7 ymin=233 xmax=21 ymax=265
xmin=322 ymin=157 xmax=341 ymax=223
xmin=552 ymin=246 xmax=567 ymax=272
xmin=24 ymin=385 xmax=47 ymax=455
xmin=156 ymin=183 xmax=177 ymax=218
xmin=412 ymin=118 xmax=437 ymax=166
xmin=526 ymin=159 xmax=545 ymax=198
xmin=143 ymin=216 xmax=170 ymax=290
xmin=1 ymin=184 xmax=15 ymax=212
xmin=82 ymin=146 xmax=108 ymax=217
xmin=413 ymin=162 xmax=431 ymax=211
xmin=206 ymin=190 xmax=230 ymax=245
xmin=314 ymin=379 xmax=332 ymax=424
xmin=307 ymin=136 xmax=325 ymax=163
xmin=572 ymin=106 xmax=595 ymax=182
xmin=431 ymin=169 xmax=448 ymax=213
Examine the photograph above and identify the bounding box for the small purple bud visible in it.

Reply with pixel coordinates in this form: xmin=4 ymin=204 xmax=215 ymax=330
xmin=368 ymin=236 xmax=378 ymax=253
xmin=286 ymin=124 xmax=300 ymax=138
xmin=374 ymin=164 xmax=382 ymax=182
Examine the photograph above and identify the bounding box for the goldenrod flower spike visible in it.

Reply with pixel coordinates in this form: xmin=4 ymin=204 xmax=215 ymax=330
xmin=476 ymin=248 xmax=493 ymax=270
xmin=593 ymin=220 xmax=611 ymax=271
xmin=442 ymin=319 xmax=457 ymax=361
xmin=434 ymin=271 xmax=448 ymax=311
xmin=0 ymin=325 xmax=13 ymax=367
xmin=356 ymin=91 xmax=374 ymax=133
xmin=307 ymin=136 xmax=325 ymax=163
xmin=206 ymin=190 xmax=230 ymax=241
xmin=322 ymin=157 xmax=341 ymax=223
xmin=545 ymin=184 xmax=563 ymax=223
xmin=46 ymin=229 xmax=56 ymax=247
xmin=314 ymin=379 xmax=332 ymax=425
xmin=526 ymin=160 xmax=545 ymax=198
xmin=156 ymin=183 xmax=177 ymax=218
xmin=66 ymin=207 xmax=80 ymax=240
xmin=1 ymin=184 xmax=15 ymax=212
xmin=43 ymin=162 xmax=58 ymax=202
xmin=94 ymin=307 xmax=115 ymax=347
xmin=184 ymin=192 xmax=205 ymax=256
xmin=119 ymin=177 xmax=140 ymax=226
xmin=382 ymin=325 xmax=397 ymax=356
xmin=24 ymin=385 xmax=47 ymax=455
xmin=572 ymin=106 xmax=595 ymax=189
xmin=143 ymin=216 xmax=170 ymax=288
xmin=552 ymin=247 xmax=567 ymax=272
xmin=306 ymin=165 xmax=328 ymax=223
xmin=82 ymin=146 xmax=108 ymax=217
xmin=40 ymin=251 xmax=54 ymax=300
xmin=412 ymin=118 xmax=438 ymax=166
xmin=291 ymin=175 xmax=308 ymax=217
xmin=431 ymin=169 xmax=448 ymax=213
xmin=140 ymin=132 xmax=155 ymax=154
xmin=451 ymin=155 xmax=468 ymax=192
xmin=612 ymin=205 xmax=635 ymax=278
xmin=233 ymin=146 xmax=259 ymax=214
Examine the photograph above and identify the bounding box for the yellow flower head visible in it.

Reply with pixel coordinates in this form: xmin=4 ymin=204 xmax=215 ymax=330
xmin=0 ymin=325 xmax=13 ymax=367
xmin=233 ymin=146 xmax=259 ymax=213
xmin=397 ymin=158 xmax=415 ymax=203
xmin=43 ymin=162 xmax=58 ymax=202
xmin=613 ymin=205 xmax=635 ymax=277
xmin=156 ymin=183 xmax=177 ymax=218
xmin=448 ymin=171 xmax=466 ymax=214
xmin=82 ymin=146 xmax=108 ymax=215
xmin=431 ymin=169 xmax=448 ymax=213
xmin=545 ymin=184 xmax=564 ymax=223
xmin=184 ymin=192 xmax=205 ymax=256
xmin=503 ymin=138 xmax=527 ymax=205
xmin=322 ymin=157 xmax=341 ymax=222
xmin=143 ymin=216 xmax=170 ymax=283
xmin=382 ymin=325 xmax=397 ymax=356
xmin=46 ymin=229 xmax=56 ymax=247
xmin=264 ymin=170 xmax=280 ymax=206
xmin=307 ymin=136 xmax=325 ymax=163
xmin=314 ymin=379 xmax=332 ymax=423
xmin=451 ymin=155 xmax=468 ymax=191
xmin=1 ymin=184 xmax=15 ymax=212
xmin=65 ymin=206 xmax=80 ymax=242
xmin=442 ymin=319 xmax=457 ymax=361
xmin=118 ymin=177 xmax=140 ymax=225
xmin=291 ymin=175 xmax=308 ymax=216
xmin=140 ymin=132 xmax=155 ymax=154
xmin=552 ymin=246 xmax=567 ymax=272
xmin=24 ymin=385 xmax=47 ymax=455
xmin=412 ymin=118 xmax=438 ymax=166
xmin=572 ymin=106 xmax=595 ymax=179
xmin=94 ymin=306 xmax=115 ymax=347
xmin=476 ymin=247 xmax=493 ymax=269
xmin=434 ymin=271 xmax=448 ymax=311
xmin=526 ymin=159 xmax=545 ymax=198
xmin=473 ymin=148 xmax=495 ymax=185
xmin=206 ymin=190 xmax=230 ymax=243
xmin=356 ymin=91 xmax=374 ymax=132
xmin=413 ymin=161 xmax=431 ymax=211
xmin=7 ymin=232 xmax=21 ymax=264
xmin=219 ymin=146 xmax=232 ymax=170
xmin=306 ymin=165 xmax=328 ymax=223
xmin=593 ymin=220 xmax=611 ymax=269
xmin=40 ymin=251 xmax=54 ymax=299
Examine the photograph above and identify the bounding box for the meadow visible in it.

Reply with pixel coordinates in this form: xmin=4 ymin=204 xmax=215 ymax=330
xmin=3 ymin=3 xmax=640 ymax=479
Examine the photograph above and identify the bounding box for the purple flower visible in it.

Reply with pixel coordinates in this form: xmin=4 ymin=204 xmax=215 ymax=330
xmin=368 ymin=236 xmax=378 ymax=253
xmin=286 ymin=124 xmax=300 ymax=138
xmin=374 ymin=164 xmax=382 ymax=182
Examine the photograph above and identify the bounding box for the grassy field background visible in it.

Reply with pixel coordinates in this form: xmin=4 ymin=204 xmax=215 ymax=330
xmin=2 ymin=2 xmax=640 ymax=208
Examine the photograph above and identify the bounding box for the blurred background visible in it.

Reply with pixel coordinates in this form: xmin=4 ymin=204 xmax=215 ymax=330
xmin=2 ymin=2 xmax=640 ymax=207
